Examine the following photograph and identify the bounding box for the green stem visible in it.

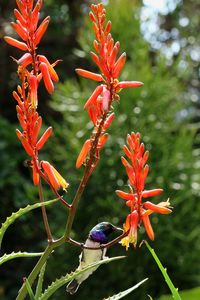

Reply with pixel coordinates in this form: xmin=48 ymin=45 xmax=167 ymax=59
xmin=16 ymin=113 xmax=108 ymax=299
xmin=64 ymin=112 xmax=107 ymax=239
xmin=145 ymin=241 xmax=181 ymax=300
xmin=38 ymin=180 xmax=53 ymax=243
xmin=16 ymin=237 xmax=65 ymax=300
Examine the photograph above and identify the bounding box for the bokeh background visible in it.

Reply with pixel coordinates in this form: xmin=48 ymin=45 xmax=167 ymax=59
xmin=0 ymin=0 xmax=200 ymax=299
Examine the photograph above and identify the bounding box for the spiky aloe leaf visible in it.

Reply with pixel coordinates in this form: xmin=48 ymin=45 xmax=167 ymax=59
xmin=35 ymin=263 xmax=47 ymax=299
xmin=0 ymin=252 xmax=43 ymax=266
xmin=145 ymin=242 xmax=181 ymax=300
xmin=24 ymin=278 xmax=36 ymax=300
xmin=39 ymin=256 xmax=125 ymax=300
xmin=104 ymin=278 xmax=148 ymax=300
xmin=0 ymin=198 xmax=58 ymax=249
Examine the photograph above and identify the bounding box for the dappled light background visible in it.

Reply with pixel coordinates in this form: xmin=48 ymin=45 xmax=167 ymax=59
xmin=0 ymin=0 xmax=200 ymax=299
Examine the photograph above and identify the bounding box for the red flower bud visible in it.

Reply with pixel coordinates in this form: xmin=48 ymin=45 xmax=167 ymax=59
xmin=103 ymin=113 xmax=115 ymax=131
xmin=11 ymin=21 xmax=28 ymax=41
xmin=32 ymin=116 xmax=42 ymax=145
xmin=14 ymin=9 xmax=27 ymax=27
xmin=76 ymin=139 xmax=91 ymax=169
xmin=29 ymin=74 xmax=38 ymax=109
xmin=142 ymin=189 xmax=163 ymax=198
xmin=116 ymin=190 xmax=136 ymax=201
xmin=34 ymin=16 xmax=50 ymax=46
xmin=39 ymin=62 xmax=54 ymax=94
xmin=41 ymin=161 xmax=60 ymax=190
xmin=36 ymin=127 xmax=53 ymax=150
xmin=84 ymin=85 xmax=103 ymax=109
xmin=17 ymin=53 xmax=32 ymax=67
xmin=32 ymin=164 xmax=40 ymax=186
xmin=112 ymin=52 xmax=126 ymax=78
xmin=38 ymin=55 xmax=59 ymax=82
xmin=98 ymin=133 xmax=109 ymax=149
xmin=75 ymin=68 xmax=103 ymax=82
xmin=4 ymin=36 xmax=28 ymax=51
xmin=142 ymin=214 xmax=155 ymax=240
xmin=143 ymin=201 xmax=172 ymax=214
xmin=116 ymin=81 xmax=143 ymax=89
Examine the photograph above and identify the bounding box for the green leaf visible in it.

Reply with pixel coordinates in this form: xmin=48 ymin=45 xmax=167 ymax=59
xmin=39 ymin=256 xmax=125 ymax=300
xmin=35 ymin=263 xmax=47 ymax=299
xmin=145 ymin=242 xmax=182 ymax=300
xmin=0 ymin=251 xmax=43 ymax=266
xmin=24 ymin=278 xmax=36 ymax=300
xmin=104 ymin=278 xmax=148 ymax=299
xmin=0 ymin=198 xmax=58 ymax=249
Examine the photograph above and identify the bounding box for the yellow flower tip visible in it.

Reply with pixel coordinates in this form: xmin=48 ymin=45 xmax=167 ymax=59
xmin=62 ymin=182 xmax=70 ymax=192
xmin=120 ymin=236 xmax=130 ymax=251
xmin=52 ymin=166 xmax=69 ymax=191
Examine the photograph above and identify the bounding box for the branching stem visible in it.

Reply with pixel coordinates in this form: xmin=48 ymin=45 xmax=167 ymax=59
xmin=38 ymin=180 xmax=53 ymax=243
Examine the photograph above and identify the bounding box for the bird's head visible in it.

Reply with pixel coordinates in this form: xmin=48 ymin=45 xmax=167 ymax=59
xmin=89 ymin=222 xmax=123 ymax=244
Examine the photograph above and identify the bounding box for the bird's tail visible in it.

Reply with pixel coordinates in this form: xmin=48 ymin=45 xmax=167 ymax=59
xmin=66 ymin=279 xmax=80 ymax=294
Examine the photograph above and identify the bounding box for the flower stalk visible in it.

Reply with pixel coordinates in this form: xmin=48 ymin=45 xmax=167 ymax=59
xmin=6 ymin=2 xmax=174 ymax=299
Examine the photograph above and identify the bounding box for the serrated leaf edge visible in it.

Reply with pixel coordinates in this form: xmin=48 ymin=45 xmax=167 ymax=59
xmin=104 ymin=278 xmax=148 ymax=300
xmin=35 ymin=262 xmax=47 ymax=299
xmin=39 ymin=256 xmax=125 ymax=300
xmin=0 ymin=251 xmax=43 ymax=266
xmin=0 ymin=198 xmax=58 ymax=249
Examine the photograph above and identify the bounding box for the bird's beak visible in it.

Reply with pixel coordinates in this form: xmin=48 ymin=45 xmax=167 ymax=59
xmin=113 ymin=225 xmax=124 ymax=233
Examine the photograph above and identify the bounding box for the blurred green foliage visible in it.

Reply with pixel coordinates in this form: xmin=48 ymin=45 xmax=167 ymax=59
xmin=0 ymin=0 xmax=200 ymax=299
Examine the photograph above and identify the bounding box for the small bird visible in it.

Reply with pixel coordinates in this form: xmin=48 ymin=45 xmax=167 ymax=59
xmin=66 ymin=222 xmax=123 ymax=294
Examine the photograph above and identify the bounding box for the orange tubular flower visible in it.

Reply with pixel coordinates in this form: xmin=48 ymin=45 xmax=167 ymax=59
xmin=41 ymin=161 xmax=69 ymax=191
xmin=116 ymin=132 xmax=172 ymax=249
xmin=5 ymin=0 xmax=67 ymax=192
xmin=76 ymin=139 xmax=91 ymax=169
xmin=76 ymin=3 xmax=143 ymax=169
xmin=5 ymin=0 xmax=59 ymax=95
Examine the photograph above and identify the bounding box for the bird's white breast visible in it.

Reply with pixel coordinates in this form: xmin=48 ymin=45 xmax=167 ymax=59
xmin=76 ymin=238 xmax=107 ymax=283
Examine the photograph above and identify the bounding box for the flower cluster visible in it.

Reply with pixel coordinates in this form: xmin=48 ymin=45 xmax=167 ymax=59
xmin=116 ymin=132 xmax=172 ymax=249
xmin=76 ymin=3 xmax=143 ymax=170
xmin=5 ymin=0 xmax=68 ymax=192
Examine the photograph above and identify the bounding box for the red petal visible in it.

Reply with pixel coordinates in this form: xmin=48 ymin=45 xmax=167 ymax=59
xmin=84 ymin=85 xmax=103 ymax=109
xmin=32 ymin=164 xmax=40 ymax=186
xmin=116 ymin=81 xmax=143 ymax=89
xmin=142 ymin=189 xmax=163 ymax=198
xmin=32 ymin=116 xmax=42 ymax=145
xmin=123 ymin=145 xmax=132 ymax=159
xmin=34 ymin=16 xmax=50 ymax=46
xmin=4 ymin=36 xmax=28 ymax=51
xmin=29 ymin=74 xmax=38 ymax=108
xmin=36 ymin=127 xmax=53 ymax=150
xmin=89 ymin=11 xmax=96 ymax=22
xmin=98 ymin=133 xmax=109 ymax=149
xmin=142 ymin=214 xmax=154 ymax=240
xmin=14 ymin=9 xmax=27 ymax=27
xmin=11 ymin=21 xmax=28 ymax=41
xmin=112 ymin=52 xmax=126 ymax=78
xmin=143 ymin=201 xmax=172 ymax=214
xmin=115 ymin=190 xmax=136 ymax=201
xmin=103 ymin=113 xmax=115 ymax=131
xmin=76 ymin=139 xmax=91 ymax=168
xmin=38 ymin=55 xmax=59 ymax=82
xmin=108 ymin=41 xmax=120 ymax=67
xmin=41 ymin=161 xmax=60 ymax=190
xmin=104 ymin=20 xmax=112 ymax=36
xmin=39 ymin=62 xmax=54 ymax=94
xmin=75 ymin=69 xmax=103 ymax=82
xmin=17 ymin=53 xmax=32 ymax=67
